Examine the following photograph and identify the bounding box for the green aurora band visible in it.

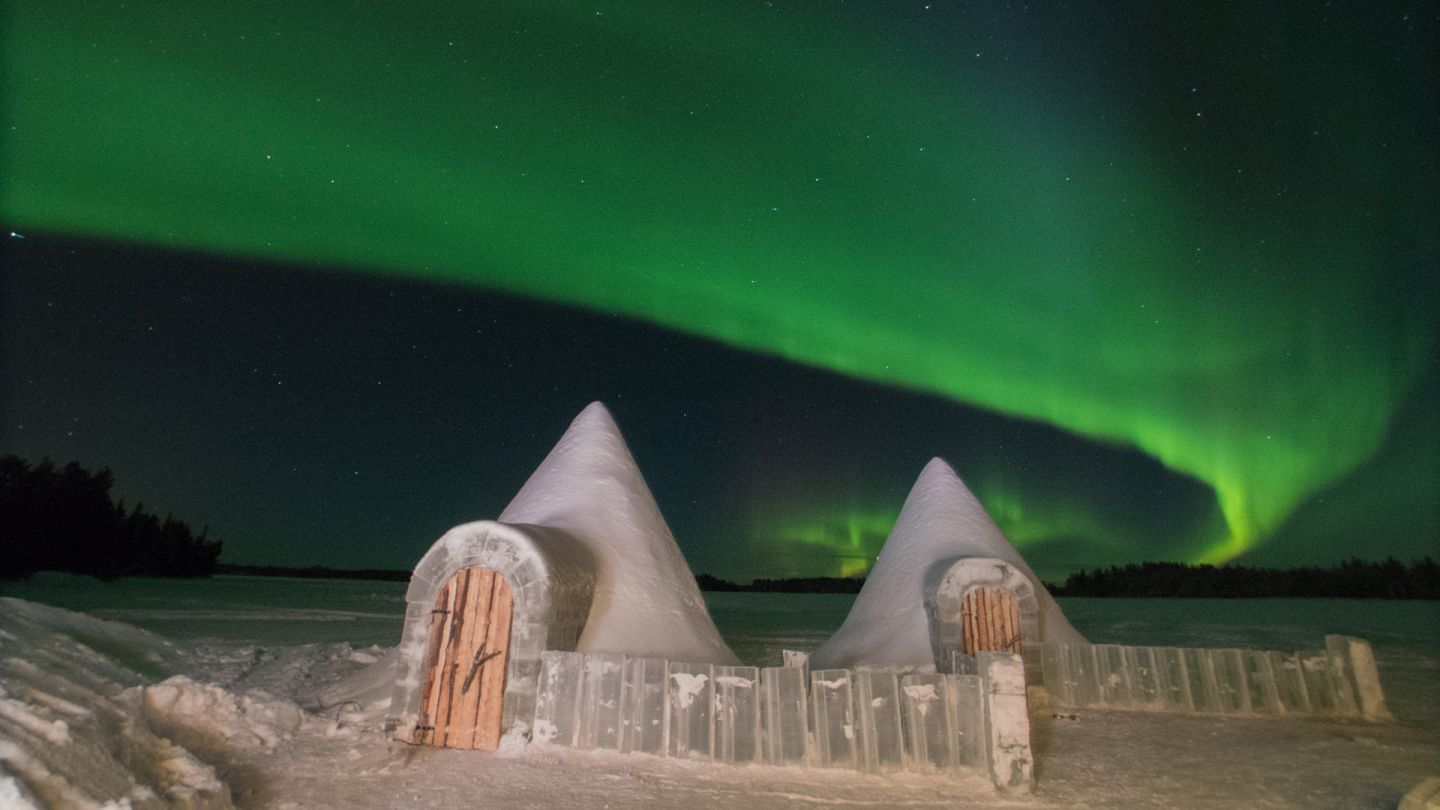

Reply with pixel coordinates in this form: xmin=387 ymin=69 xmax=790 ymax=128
xmin=3 ymin=2 xmax=1436 ymax=562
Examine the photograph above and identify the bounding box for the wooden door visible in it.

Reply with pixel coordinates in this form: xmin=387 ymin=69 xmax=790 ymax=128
xmin=414 ymin=567 xmax=514 ymax=750
xmin=961 ymin=586 xmax=1022 ymax=656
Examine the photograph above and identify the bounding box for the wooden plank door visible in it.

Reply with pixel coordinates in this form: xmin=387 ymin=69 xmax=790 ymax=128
xmin=961 ymin=586 xmax=1022 ymax=656
xmin=413 ymin=567 xmax=514 ymax=750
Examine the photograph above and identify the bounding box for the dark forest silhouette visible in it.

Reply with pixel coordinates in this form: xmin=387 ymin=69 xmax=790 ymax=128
xmin=1047 ymin=559 xmax=1440 ymax=599
xmin=0 ymin=455 xmax=222 ymax=579
xmin=697 ymin=558 xmax=1439 ymax=598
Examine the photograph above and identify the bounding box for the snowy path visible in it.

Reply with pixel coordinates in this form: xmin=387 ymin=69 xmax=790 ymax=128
xmin=225 ymin=705 xmax=1435 ymax=810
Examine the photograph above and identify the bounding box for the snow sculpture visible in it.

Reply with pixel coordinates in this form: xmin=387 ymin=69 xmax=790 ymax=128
xmin=390 ymin=402 xmax=738 ymax=746
xmin=812 ymin=457 xmax=1085 ymax=672
xmin=499 ymin=402 xmax=739 ymax=665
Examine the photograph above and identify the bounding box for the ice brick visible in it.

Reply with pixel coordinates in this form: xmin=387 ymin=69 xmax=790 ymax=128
xmin=852 ymin=670 xmax=904 ymax=773
xmin=620 ymin=656 xmax=668 ymax=755
xmin=1268 ymin=651 xmax=1310 ymax=714
xmin=900 ymin=673 xmax=955 ymax=772
xmin=1040 ymin=643 xmax=1073 ymax=707
xmin=810 ymin=669 xmax=857 ymax=769
xmin=1067 ymin=643 xmax=1102 ymax=707
xmin=1127 ymin=647 xmax=1162 ymax=708
xmin=714 ymin=666 xmax=761 ymax=764
xmin=946 ymin=673 xmax=985 ymax=768
xmin=1182 ymin=648 xmax=1220 ymax=712
xmin=532 ymin=650 xmax=584 ymax=746
xmin=578 ymin=652 xmax=625 ymax=750
xmin=1209 ymin=649 xmax=1250 ymax=713
xmin=1300 ymin=651 xmax=1343 ymax=715
xmin=1154 ymin=647 xmax=1194 ymax=712
xmin=1242 ymin=650 xmax=1281 ymax=714
xmin=1324 ymin=634 xmax=1382 ymax=714
xmin=1093 ymin=644 xmax=1134 ymax=707
xmin=761 ymin=666 xmax=808 ymax=767
xmin=668 ymin=662 xmax=715 ymax=759
xmin=1324 ymin=634 xmax=1359 ymax=714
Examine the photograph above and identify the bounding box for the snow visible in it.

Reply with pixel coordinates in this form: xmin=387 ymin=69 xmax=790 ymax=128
xmin=1 ymin=580 xmax=1437 ymax=809
xmin=812 ymin=458 xmax=1084 ymax=671
xmin=497 ymin=402 xmax=740 ymax=664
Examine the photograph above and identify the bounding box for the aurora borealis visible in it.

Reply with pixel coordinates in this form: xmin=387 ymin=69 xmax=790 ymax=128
xmin=1 ymin=2 xmax=1436 ymax=579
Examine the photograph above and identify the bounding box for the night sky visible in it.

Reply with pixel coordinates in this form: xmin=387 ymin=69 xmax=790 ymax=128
xmin=1 ymin=1 xmax=1436 ymax=581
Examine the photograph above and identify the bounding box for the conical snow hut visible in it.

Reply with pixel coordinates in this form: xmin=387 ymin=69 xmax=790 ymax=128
xmin=811 ymin=457 xmax=1085 ymax=675
xmin=388 ymin=402 xmax=738 ymax=751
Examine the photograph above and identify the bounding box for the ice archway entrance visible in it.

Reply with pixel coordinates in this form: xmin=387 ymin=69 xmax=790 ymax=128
xmin=931 ymin=558 xmax=1041 ymax=675
xmin=414 ymin=567 xmax=515 ymax=750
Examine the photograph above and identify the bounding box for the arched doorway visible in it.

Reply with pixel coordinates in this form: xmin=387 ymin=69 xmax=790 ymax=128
xmin=961 ymin=585 xmax=1022 ymax=656
xmin=414 ymin=567 xmax=514 ymax=750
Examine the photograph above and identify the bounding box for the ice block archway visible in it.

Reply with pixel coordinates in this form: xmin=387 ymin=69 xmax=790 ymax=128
xmin=390 ymin=521 xmax=596 ymax=744
xmin=927 ymin=557 xmax=1041 ymax=674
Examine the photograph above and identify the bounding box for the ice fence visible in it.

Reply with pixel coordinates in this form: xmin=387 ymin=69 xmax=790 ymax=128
xmin=529 ymin=650 xmax=1032 ymax=792
xmin=1037 ymin=635 xmax=1389 ymax=720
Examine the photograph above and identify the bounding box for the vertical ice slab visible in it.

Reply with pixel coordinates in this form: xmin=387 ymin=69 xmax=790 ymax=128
xmin=980 ymin=651 xmax=1033 ymax=793
xmin=810 ymin=669 xmax=858 ymax=769
xmin=714 ymin=666 xmax=762 ymax=765
xmin=668 ymin=662 xmax=715 ymax=759
xmin=620 ymin=656 xmax=668 ymax=755
xmin=760 ymin=666 xmax=808 ymax=767
xmin=578 ymin=652 xmax=625 ymax=750
xmin=1039 ymin=643 xmax=1072 ymax=707
xmin=1068 ymin=643 xmax=1102 ymax=707
xmin=1182 ymin=647 xmax=1221 ymax=712
xmin=852 ymin=670 xmax=904 ymax=773
xmin=1127 ymin=647 xmax=1162 ymax=708
xmin=1154 ymin=647 xmax=1194 ymax=712
xmin=1327 ymin=635 xmax=1387 ymax=719
xmin=1268 ymin=651 xmax=1310 ymax=714
xmin=900 ymin=673 xmax=955 ymax=772
xmin=1209 ymin=649 xmax=1250 ymax=713
xmin=1299 ymin=650 xmax=1344 ymax=715
xmin=532 ymin=650 xmax=585 ymax=746
xmin=1093 ymin=644 xmax=1134 ymax=708
xmin=1242 ymin=650 xmax=1281 ymax=714
xmin=946 ymin=673 xmax=985 ymax=768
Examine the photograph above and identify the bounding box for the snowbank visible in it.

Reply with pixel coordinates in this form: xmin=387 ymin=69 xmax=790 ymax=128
xmin=0 ymin=598 xmax=230 ymax=808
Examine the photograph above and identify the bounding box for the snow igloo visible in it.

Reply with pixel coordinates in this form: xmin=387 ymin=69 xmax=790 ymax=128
xmin=811 ymin=457 xmax=1086 ymax=678
xmin=388 ymin=403 xmax=738 ymax=750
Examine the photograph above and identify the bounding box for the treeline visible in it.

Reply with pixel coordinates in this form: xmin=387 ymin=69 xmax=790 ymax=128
xmin=1 ymin=456 xmax=222 ymax=580
xmin=696 ymin=574 xmax=865 ymax=594
xmin=214 ymin=563 xmax=409 ymax=582
xmin=1049 ymin=559 xmax=1440 ymax=599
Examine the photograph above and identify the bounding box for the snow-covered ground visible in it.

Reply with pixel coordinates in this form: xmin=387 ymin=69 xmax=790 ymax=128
xmin=1 ymin=574 xmax=1437 ymax=808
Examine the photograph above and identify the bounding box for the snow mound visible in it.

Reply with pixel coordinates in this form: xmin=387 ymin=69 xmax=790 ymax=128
xmin=0 ymin=598 xmax=231 ymax=808
xmin=812 ymin=458 xmax=1085 ymax=670
xmin=500 ymin=401 xmax=739 ymax=664
xmin=143 ymin=677 xmax=303 ymax=752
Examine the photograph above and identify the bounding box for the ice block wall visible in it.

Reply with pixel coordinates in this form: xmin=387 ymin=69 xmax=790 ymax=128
xmin=1038 ymin=635 xmax=1389 ymax=720
xmin=529 ymin=650 xmax=1029 ymax=791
